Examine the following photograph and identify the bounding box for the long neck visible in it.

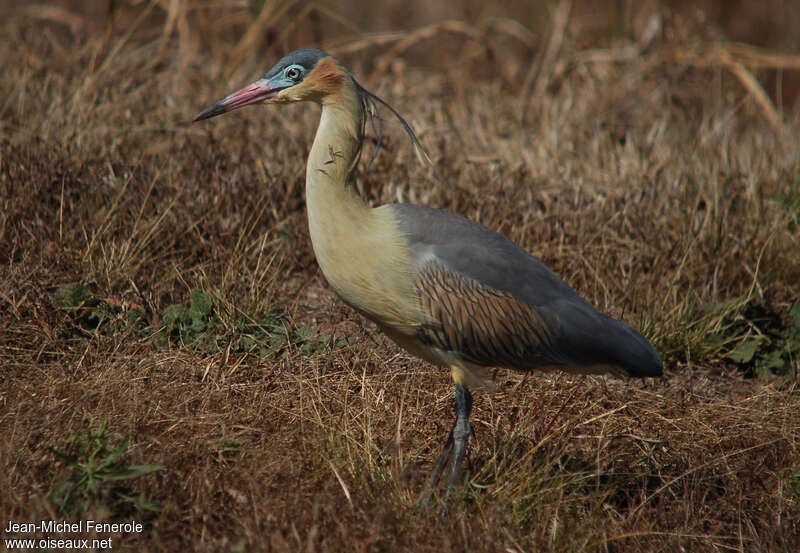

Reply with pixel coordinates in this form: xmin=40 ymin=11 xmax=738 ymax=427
xmin=305 ymin=78 xmax=373 ymax=296
xmin=302 ymin=75 xmax=421 ymax=334
xmin=306 ymin=79 xmax=366 ymax=210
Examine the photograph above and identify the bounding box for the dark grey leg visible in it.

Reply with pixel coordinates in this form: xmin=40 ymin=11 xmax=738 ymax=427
xmin=419 ymin=383 xmax=473 ymax=508
xmin=419 ymin=428 xmax=454 ymax=506
xmin=445 ymin=382 xmax=473 ymax=499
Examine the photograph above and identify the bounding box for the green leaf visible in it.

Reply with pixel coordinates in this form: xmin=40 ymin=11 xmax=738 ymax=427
xmin=269 ymin=333 xmax=287 ymax=349
xmin=727 ymin=338 xmax=759 ymax=364
xmin=788 ymin=305 xmax=800 ymax=328
xmin=56 ymin=284 xmax=95 ymax=308
xmin=50 ymin=448 xmax=79 ymax=468
xmin=190 ymin=289 xmax=213 ymax=316
xmin=96 ymin=436 xmax=128 ymax=471
xmin=117 ymin=492 xmax=162 ymax=512
xmin=126 ymin=307 xmax=146 ymax=328
xmin=759 ymin=349 xmax=786 ymax=372
xmin=96 ymin=464 xmax=164 ymax=481
xmin=295 ymin=325 xmax=316 ymax=342
xmin=240 ymin=336 xmax=255 ymax=350
xmin=190 ymin=312 xmax=207 ymax=334
xmin=162 ymin=304 xmax=189 ymax=328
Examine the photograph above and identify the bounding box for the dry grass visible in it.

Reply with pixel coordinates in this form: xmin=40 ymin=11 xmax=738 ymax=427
xmin=2 ymin=1 xmax=799 ymax=551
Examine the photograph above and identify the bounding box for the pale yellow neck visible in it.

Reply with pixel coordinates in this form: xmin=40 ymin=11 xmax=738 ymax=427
xmin=302 ymin=77 xmax=421 ymax=335
xmin=306 ymin=82 xmax=366 ymax=210
xmin=305 ymin=80 xmax=371 ymax=297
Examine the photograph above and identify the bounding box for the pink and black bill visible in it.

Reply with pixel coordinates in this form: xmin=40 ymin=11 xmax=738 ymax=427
xmin=192 ymin=49 xmax=328 ymax=122
xmin=192 ymin=79 xmax=283 ymax=121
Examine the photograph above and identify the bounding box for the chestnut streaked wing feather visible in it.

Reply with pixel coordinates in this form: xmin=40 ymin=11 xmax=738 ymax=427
xmin=391 ymin=203 xmax=663 ymax=377
xmin=416 ymin=265 xmax=561 ymax=368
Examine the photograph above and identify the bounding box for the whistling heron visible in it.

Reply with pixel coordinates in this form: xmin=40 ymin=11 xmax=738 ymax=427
xmin=194 ymin=49 xmax=662 ymax=505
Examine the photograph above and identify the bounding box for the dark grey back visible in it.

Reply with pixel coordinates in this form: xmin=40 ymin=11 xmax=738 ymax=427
xmin=390 ymin=203 xmax=662 ymax=377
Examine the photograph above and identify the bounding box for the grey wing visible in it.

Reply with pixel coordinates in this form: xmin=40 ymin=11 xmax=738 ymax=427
xmin=390 ymin=203 xmax=662 ymax=377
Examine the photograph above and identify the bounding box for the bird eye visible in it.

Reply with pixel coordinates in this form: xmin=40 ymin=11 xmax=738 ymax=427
xmin=286 ymin=66 xmax=302 ymax=82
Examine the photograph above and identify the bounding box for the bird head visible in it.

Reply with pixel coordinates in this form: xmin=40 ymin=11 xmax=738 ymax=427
xmin=193 ymin=49 xmax=336 ymax=121
xmin=193 ymin=48 xmax=431 ymax=165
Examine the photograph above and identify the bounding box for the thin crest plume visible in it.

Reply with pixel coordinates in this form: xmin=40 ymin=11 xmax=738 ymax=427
xmin=354 ymin=80 xmax=432 ymax=167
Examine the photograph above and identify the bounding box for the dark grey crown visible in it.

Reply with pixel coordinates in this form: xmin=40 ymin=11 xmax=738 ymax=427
xmin=263 ymin=49 xmax=329 ymax=80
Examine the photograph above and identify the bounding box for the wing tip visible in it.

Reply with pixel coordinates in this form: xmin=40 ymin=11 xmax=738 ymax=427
xmin=618 ymin=335 xmax=663 ymax=378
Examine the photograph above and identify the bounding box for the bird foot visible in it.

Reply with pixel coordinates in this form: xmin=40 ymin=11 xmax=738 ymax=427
xmin=417 ymin=383 xmax=473 ymax=517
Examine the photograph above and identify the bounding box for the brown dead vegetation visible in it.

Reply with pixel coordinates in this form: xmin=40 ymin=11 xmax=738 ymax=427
xmin=1 ymin=1 xmax=799 ymax=551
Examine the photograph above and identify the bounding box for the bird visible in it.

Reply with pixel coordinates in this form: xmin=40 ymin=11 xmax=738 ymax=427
xmin=193 ymin=48 xmax=662 ymax=505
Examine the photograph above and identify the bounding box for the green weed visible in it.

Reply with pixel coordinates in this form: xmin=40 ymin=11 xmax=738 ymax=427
xmin=49 ymin=418 xmax=163 ymax=518
xmin=709 ymin=301 xmax=800 ymax=379
xmin=55 ymin=285 xmax=338 ymax=357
